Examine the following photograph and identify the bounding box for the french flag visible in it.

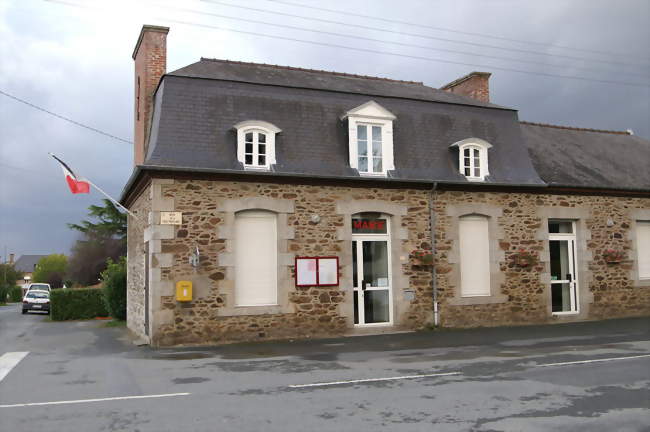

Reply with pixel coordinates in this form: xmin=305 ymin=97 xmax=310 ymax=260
xmin=49 ymin=154 xmax=90 ymax=194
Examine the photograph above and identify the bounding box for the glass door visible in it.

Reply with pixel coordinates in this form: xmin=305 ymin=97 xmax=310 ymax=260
xmin=353 ymin=239 xmax=392 ymax=325
xmin=549 ymin=221 xmax=579 ymax=314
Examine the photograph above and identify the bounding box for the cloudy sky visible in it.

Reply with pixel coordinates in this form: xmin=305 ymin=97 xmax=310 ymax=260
xmin=1 ymin=0 xmax=648 ymax=260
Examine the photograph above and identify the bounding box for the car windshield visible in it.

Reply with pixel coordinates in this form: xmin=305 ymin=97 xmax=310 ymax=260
xmin=31 ymin=284 xmax=49 ymax=290
xmin=27 ymin=292 xmax=49 ymax=299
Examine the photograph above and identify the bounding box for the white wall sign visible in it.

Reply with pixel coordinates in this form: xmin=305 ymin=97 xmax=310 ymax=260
xmin=160 ymin=211 xmax=182 ymax=225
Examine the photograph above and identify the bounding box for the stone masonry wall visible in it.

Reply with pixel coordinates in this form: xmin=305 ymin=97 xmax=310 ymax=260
xmin=435 ymin=191 xmax=650 ymax=328
xmin=152 ymin=179 xmax=433 ymax=346
xmin=126 ymin=184 xmax=151 ymax=340
xmin=128 ymin=176 xmax=650 ymax=346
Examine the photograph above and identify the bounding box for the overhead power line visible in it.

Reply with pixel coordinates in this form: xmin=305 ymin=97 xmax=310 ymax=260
xmin=163 ymin=18 xmax=649 ymax=88
xmin=201 ymin=0 xmax=650 ymax=69
xmin=0 ymin=89 xmax=132 ymax=144
xmin=147 ymin=3 xmax=650 ymax=79
xmin=263 ymin=0 xmax=647 ymax=61
xmin=43 ymin=0 xmax=650 ymax=87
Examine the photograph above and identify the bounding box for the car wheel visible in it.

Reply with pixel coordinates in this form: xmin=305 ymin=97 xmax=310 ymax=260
xmin=22 ymin=309 xmax=27 ymax=315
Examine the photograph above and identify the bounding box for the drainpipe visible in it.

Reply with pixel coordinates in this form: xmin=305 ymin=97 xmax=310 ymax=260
xmin=429 ymin=182 xmax=439 ymax=327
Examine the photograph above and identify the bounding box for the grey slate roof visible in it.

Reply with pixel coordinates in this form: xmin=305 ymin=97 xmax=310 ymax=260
xmin=170 ymin=58 xmax=509 ymax=110
xmin=130 ymin=58 xmax=650 ymax=194
xmin=13 ymin=255 xmax=46 ymax=273
xmin=143 ymin=64 xmax=544 ymax=186
xmin=521 ymin=122 xmax=650 ymax=191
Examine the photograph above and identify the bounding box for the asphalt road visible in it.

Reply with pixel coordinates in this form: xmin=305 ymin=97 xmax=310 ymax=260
xmin=0 ymin=303 xmax=648 ymax=431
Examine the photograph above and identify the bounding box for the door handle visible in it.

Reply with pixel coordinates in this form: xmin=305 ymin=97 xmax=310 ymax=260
xmin=361 ymin=280 xmax=367 ymax=291
xmin=566 ymin=273 xmax=572 ymax=282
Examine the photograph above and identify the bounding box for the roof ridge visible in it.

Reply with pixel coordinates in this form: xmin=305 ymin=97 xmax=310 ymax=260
xmin=520 ymin=120 xmax=632 ymax=135
xmin=199 ymin=57 xmax=424 ymax=86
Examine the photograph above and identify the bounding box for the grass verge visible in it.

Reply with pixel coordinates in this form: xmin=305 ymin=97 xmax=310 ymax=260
xmin=104 ymin=320 xmax=126 ymax=328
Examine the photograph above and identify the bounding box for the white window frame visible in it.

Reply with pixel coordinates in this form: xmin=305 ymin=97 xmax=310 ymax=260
xmin=341 ymin=101 xmax=396 ymax=177
xmin=637 ymin=220 xmax=650 ymax=280
xmin=233 ymin=120 xmax=281 ymax=170
xmin=450 ymin=138 xmax=492 ymax=182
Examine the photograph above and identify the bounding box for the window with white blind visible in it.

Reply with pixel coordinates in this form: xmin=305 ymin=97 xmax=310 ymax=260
xmin=459 ymin=215 xmax=491 ymax=296
xmin=637 ymin=221 xmax=650 ymax=279
xmin=234 ymin=210 xmax=278 ymax=306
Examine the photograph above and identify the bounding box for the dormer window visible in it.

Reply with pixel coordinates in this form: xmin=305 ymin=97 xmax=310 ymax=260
xmin=341 ymin=101 xmax=396 ymax=177
xmin=234 ymin=120 xmax=281 ymax=170
xmin=450 ymin=138 xmax=492 ymax=181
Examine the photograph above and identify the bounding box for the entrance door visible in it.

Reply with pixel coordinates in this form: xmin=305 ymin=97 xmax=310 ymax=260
xmin=351 ymin=215 xmax=392 ymax=326
xmin=144 ymin=242 xmax=150 ymax=336
xmin=548 ymin=221 xmax=579 ymax=314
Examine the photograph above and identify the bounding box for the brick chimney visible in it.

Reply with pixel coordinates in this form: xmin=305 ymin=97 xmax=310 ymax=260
xmin=441 ymin=72 xmax=491 ymax=103
xmin=132 ymin=25 xmax=169 ymax=166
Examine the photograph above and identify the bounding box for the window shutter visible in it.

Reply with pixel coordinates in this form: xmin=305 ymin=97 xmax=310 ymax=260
xmin=235 ymin=211 xmax=278 ymax=306
xmin=638 ymin=221 xmax=650 ymax=279
xmin=459 ymin=215 xmax=491 ymax=296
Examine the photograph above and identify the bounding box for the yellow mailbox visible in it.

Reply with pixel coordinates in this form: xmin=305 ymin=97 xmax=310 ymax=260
xmin=176 ymin=281 xmax=193 ymax=302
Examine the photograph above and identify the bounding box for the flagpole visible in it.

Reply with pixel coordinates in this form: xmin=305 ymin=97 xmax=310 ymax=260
xmin=84 ymin=179 xmax=139 ymax=220
xmin=48 ymin=153 xmax=139 ymax=220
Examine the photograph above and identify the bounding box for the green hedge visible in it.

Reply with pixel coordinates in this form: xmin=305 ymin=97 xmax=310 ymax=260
xmin=102 ymin=257 xmax=127 ymax=321
xmin=0 ymin=285 xmax=7 ymax=304
xmin=8 ymin=286 xmax=23 ymax=303
xmin=51 ymin=288 xmax=109 ymax=321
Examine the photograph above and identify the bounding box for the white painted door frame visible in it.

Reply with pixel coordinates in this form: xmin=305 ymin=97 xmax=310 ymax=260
xmin=549 ymin=221 xmax=579 ymax=315
xmin=352 ymin=217 xmax=393 ymax=327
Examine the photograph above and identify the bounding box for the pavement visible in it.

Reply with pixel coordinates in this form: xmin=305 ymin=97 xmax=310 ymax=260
xmin=0 ymin=302 xmax=649 ymax=431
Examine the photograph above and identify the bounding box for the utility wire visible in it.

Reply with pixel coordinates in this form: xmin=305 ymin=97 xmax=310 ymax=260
xmin=158 ymin=18 xmax=650 ymax=88
xmin=264 ymin=0 xmax=647 ymax=61
xmin=145 ymin=2 xmax=650 ymax=79
xmin=0 ymin=89 xmax=132 ymax=144
xmin=43 ymin=0 xmax=650 ymax=87
xmin=201 ymin=0 xmax=649 ymax=69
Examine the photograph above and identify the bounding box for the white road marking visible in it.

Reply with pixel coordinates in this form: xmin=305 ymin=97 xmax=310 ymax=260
xmin=0 ymin=392 xmax=191 ymax=408
xmin=535 ymin=353 xmax=650 ymax=368
xmin=0 ymin=352 xmax=29 ymax=383
xmin=289 ymin=371 xmax=461 ymax=388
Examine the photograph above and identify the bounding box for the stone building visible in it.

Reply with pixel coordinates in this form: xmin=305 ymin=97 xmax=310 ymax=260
xmin=121 ymin=26 xmax=650 ymax=346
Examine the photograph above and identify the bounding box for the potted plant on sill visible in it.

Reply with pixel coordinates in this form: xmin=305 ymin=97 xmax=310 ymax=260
xmin=412 ymin=251 xmax=434 ymax=266
xmin=602 ymin=249 xmax=625 ymax=264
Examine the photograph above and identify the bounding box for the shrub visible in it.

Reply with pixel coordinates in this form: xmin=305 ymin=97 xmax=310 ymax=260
xmin=0 ymin=285 xmax=8 ymax=304
xmin=50 ymin=288 xmax=108 ymax=321
xmin=101 ymin=257 xmax=127 ymax=320
xmin=8 ymin=286 xmax=23 ymax=302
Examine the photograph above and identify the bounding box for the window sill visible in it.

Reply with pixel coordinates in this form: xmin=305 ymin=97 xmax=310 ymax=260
xmin=216 ymin=304 xmax=291 ymax=317
xmin=464 ymin=176 xmax=486 ymax=182
xmin=359 ymin=172 xmax=387 ymax=178
xmin=448 ymin=294 xmax=507 ymax=306
xmin=244 ymin=166 xmax=271 ymax=171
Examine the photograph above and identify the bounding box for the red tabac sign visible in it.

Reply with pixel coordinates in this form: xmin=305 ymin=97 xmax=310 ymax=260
xmin=352 ymin=218 xmax=387 ymax=234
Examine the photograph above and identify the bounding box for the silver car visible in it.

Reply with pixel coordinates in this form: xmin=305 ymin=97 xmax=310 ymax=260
xmin=22 ymin=290 xmax=50 ymax=314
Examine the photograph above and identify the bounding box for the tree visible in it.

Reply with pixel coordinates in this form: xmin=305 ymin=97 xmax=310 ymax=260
xmin=68 ymin=199 xmax=127 ymax=240
xmin=0 ymin=263 xmax=23 ymax=288
xmin=67 ymin=199 xmax=127 ymax=286
xmin=33 ymin=254 xmax=68 ymax=288
xmin=67 ymin=233 xmax=125 ymax=286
